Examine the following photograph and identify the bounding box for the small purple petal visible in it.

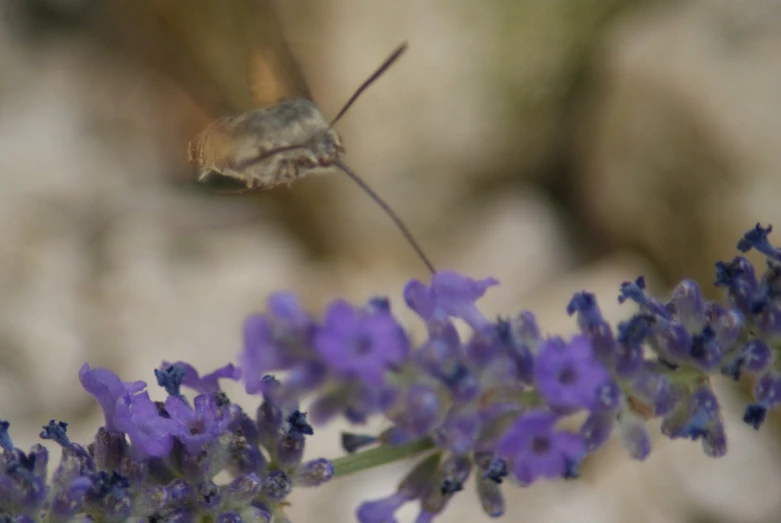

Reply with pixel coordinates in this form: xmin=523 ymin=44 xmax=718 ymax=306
xmin=737 ymin=224 xmax=781 ymax=262
xmin=78 ymin=364 xmax=146 ymax=434
xmin=496 ymin=410 xmax=585 ymax=485
xmin=294 ymin=458 xmax=334 ymax=487
xmin=112 ymin=392 xmax=178 ymax=459
xmin=567 ymin=292 xmax=617 ymax=363
xmin=396 ymin=384 xmax=444 ymax=437
xmin=314 ymin=299 xmax=409 ymax=386
xmin=742 ymin=340 xmax=773 ymax=374
xmin=162 ymin=361 xmax=240 ymax=395
xmin=0 ymin=419 xmax=12 ymax=452
xmin=165 ymin=394 xmax=231 ymax=455
xmin=618 ymin=277 xmax=669 ymax=318
xmin=714 ymin=257 xmax=760 ymax=315
xmin=743 ymin=403 xmax=767 ymax=429
xmin=710 ymin=308 xmax=744 ymax=350
xmin=668 ymin=280 xmax=705 ymax=330
xmin=404 ymin=271 xmax=498 ymax=330
xmin=267 ymin=292 xmax=310 ymax=327
xmin=756 ymin=301 xmax=781 ymax=339
xmin=754 ymin=373 xmax=781 ymax=404
xmin=434 ymin=409 xmax=481 ymax=454
xmin=580 ymin=411 xmax=615 ymax=452
xmin=534 ymin=336 xmax=611 ymax=411
xmin=222 ymin=473 xmax=262 ymax=506
xmin=403 ymin=279 xmax=437 ymax=322
xmin=240 ymin=314 xmax=301 ymax=395
xmin=357 ymin=491 xmax=409 ymax=523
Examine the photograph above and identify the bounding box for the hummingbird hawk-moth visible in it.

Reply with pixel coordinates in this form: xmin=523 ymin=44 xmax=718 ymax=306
xmin=92 ymin=1 xmax=435 ymax=273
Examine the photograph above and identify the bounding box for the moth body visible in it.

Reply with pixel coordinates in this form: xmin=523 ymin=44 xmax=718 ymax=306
xmin=188 ymin=97 xmax=344 ymax=189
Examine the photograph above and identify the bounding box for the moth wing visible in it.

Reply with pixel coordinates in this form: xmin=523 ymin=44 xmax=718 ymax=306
xmin=243 ymin=2 xmax=313 ymax=107
xmin=87 ymin=0 xmax=304 ymax=116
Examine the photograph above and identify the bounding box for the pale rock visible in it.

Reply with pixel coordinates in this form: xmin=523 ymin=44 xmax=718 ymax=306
xmin=578 ymin=0 xmax=781 ymax=285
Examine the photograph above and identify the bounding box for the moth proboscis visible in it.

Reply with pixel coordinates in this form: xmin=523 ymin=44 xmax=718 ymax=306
xmin=188 ymin=42 xmax=436 ymax=274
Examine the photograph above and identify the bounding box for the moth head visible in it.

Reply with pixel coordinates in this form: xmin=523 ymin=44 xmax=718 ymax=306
xmin=312 ymin=129 xmax=344 ymax=167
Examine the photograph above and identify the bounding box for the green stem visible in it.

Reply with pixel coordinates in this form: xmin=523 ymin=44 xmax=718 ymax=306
xmin=332 ymin=437 xmax=436 ymax=477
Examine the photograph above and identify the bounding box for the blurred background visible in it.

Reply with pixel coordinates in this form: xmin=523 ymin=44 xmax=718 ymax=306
xmin=1 ymin=0 xmax=781 ymax=521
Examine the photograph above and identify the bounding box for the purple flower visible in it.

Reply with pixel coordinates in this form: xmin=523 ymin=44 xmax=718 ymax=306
xmin=240 ymin=292 xmax=314 ymax=395
xmin=39 ymin=420 xmax=70 ymax=448
xmin=162 ymin=361 xmax=240 ymax=395
xmin=433 ymin=409 xmax=481 ymax=454
xmin=267 ymin=291 xmax=312 ymax=327
xmin=744 ymin=403 xmax=768 ymax=429
xmin=615 ymin=315 xmax=654 ymax=376
xmin=668 ymin=280 xmax=706 ymax=330
xmin=78 ymin=364 xmax=146 ymax=434
xmin=580 ymin=411 xmax=614 ymax=452
xmin=112 ymin=391 xmax=179 ymax=459
xmin=310 ymin=380 xmax=398 ymax=425
xmin=496 ymin=410 xmax=585 ymax=484
xmin=155 ymin=364 xmax=186 ymax=397
xmin=666 ymin=387 xmax=725 ymax=454
xmin=313 ymin=299 xmax=409 ymax=385
xmin=222 ymin=473 xmax=262 ymax=506
xmin=630 ymin=363 xmax=680 ymax=416
xmin=240 ymin=315 xmax=289 ymax=395
xmin=0 ymin=420 xmax=12 ymax=452
xmin=392 ymin=383 xmax=444 ymax=438
xmin=534 ymin=336 xmax=612 ymax=411
xmin=413 ymin=322 xmax=462 ymax=376
xmin=714 ymin=257 xmax=761 ymax=315
xmin=723 ymin=340 xmax=773 ymax=380
xmin=357 ymin=491 xmax=409 ymax=523
xmin=618 ymin=277 xmax=669 ymax=318
xmin=404 ymin=271 xmax=498 ymax=330
xmin=84 ymin=470 xmax=132 ymax=520
xmin=567 ymin=292 xmax=617 ymax=363
xmin=737 ymin=223 xmax=781 ymax=262
xmin=164 ymin=394 xmax=231 ymax=454
xmin=687 ymin=326 xmax=725 ymax=370
xmin=0 ymin=443 xmax=48 ymax=514
xmin=293 ymin=458 xmax=335 ymax=487
xmin=414 ymin=510 xmax=436 ymax=523
xmin=710 ymin=307 xmax=744 ymax=349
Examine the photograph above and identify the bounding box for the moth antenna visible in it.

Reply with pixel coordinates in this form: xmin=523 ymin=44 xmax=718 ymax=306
xmin=329 ymin=43 xmax=408 ymax=128
xmin=334 ymin=159 xmax=435 ymax=274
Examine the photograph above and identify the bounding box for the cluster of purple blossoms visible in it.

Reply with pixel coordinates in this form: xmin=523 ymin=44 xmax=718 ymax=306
xmin=0 ymin=362 xmax=332 ymax=522
xmin=2 ymin=224 xmax=781 ymax=522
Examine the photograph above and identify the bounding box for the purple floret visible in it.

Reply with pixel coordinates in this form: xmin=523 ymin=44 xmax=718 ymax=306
xmin=314 ymin=299 xmax=409 ymax=386
xmin=161 ymin=361 xmax=240 ymax=395
xmin=534 ymin=336 xmax=613 ymax=411
xmin=165 ymin=394 xmax=231 ymax=454
xmin=404 ymin=271 xmax=498 ymax=330
xmin=112 ymin=391 xmax=179 ymax=459
xmin=496 ymin=410 xmax=585 ymax=484
xmin=78 ymin=364 xmax=146 ymax=434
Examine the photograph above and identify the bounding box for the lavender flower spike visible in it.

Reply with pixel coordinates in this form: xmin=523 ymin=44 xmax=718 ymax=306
xmin=8 ymin=224 xmax=781 ymax=522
